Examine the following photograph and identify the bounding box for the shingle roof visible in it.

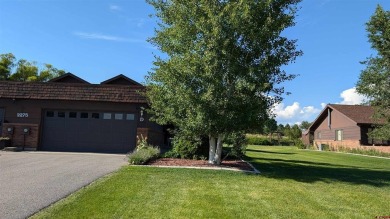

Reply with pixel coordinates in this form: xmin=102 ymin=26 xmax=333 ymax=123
xmin=0 ymin=81 xmax=146 ymax=103
xmin=329 ymin=104 xmax=375 ymax=124
xmin=100 ymin=74 xmax=142 ymax=86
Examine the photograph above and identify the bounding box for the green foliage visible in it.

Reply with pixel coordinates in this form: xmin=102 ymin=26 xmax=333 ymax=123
xmin=263 ymin=118 xmax=278 ymax=135
xmin=0 ymin=53 xmax=15 ymax=80
xmin=287 ymin=124 xmax=302 ymax=140
xmin=128 ymin=147 xmax=160 ymax=165
xmin=146 ymin=0 xmax=302 ymax=160
xmin=356 ymin=5 xmax=390 ymax=140
xmin=0 ymin=53 xmax=65 ymax=82
xmin=128 ymin=135 xmax=160 ymax=165
xmin=171 ymin=135 xmax=200 ymax=159
xmin=246 ymin=135 xmax=272 ymax=146
xmin=277 ymin=124 xmax=285 ymax=135
xmin=294 ymin=139 xmax=305 ymax=149
xmin=163 ymin=132 xmax=208 ymax=159
xmin=299 ymin=121 xmax=312 ymax=130
xmin=224 ymin=132 xmax=247 ymax=158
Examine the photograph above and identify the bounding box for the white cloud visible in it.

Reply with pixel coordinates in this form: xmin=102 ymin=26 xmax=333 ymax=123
xmin=273 ymin=88 xmax=366 ymax=125
xmin=73 ymin=32 xmax=144 ymax=43
xmin=273 ymin=102 xmax=322 ymax=125
xmin=109 ymin=4 xmax=122 ymax=11
xmin=339 ymin=87 xmax=366 ymax=105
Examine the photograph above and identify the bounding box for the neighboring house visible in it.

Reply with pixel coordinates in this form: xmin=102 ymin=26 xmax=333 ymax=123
xmin=302 ymin=104 xmax=390 ymax=152
xmin=0 ymin=73 xmax=165 ymax=153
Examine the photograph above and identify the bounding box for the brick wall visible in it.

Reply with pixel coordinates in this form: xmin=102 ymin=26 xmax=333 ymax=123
xmin=313 ymin=140 xmax=390 ymax=153
xmin=2 ymin=123 xmax=39 ymax=150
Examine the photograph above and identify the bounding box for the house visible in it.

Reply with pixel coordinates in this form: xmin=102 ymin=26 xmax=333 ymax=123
xmin=303 ymin=104 xmax=390 ymax=153
xmin=0 ymin=73 xmax=165 ymax=153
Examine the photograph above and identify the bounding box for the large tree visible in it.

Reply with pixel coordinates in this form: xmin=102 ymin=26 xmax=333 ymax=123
xmin=0 ymin=53 xmax=16 ymax=80
xmin=146 ymin=0 xmax=302 ymax=164
xmin=0 ymin=53 xmax=65 ymax=82
xmin=299 ymin=121 xmax=312 ymax=131
xmin=356 ymin=5 xmax=390 ymax=140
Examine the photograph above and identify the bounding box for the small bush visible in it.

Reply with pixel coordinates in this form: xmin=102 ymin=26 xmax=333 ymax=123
xmin=295 ymin=139 xmax=306 ymax=149
xmin=164 ymin=133 xmax=208 ymax=159
xmin=161 ymin=150 xmax=180 ymax=158
xmin=172 ymin=135 xmax=200 ymax=159
xmin=128 ymin=147 xmax=160 ymax=165
xmin=128 ymin=134 xmax=160 ymax=165
xmin=225 ymin=132 xmax=247 ymax=158
xmin=319 ymin=144 xmax=330 ymax=151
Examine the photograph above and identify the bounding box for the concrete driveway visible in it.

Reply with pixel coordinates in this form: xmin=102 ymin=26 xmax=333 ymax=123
xmin=0 ymin=151 xmax=127 ymax=219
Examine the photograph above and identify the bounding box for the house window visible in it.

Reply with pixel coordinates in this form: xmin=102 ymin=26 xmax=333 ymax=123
xmin=46 ymin=111 xmax=54 ymax=117
xmin=336 ymin=130 xmax=343 ymax=141
xmin=126 ymin=114 xmax=135 ymax=120
xmin=103 ymin=113 xmax=112 ymax=120
xmin=115 ymin=113 xmax=123 ymax=120
xmin=91 ymin=113 xmax=100 ymax=119
xmin=69 ymin=112 xmax=77 ymax=118
xmin=317 ymin=132 xmax=321 ymax=139
xmin=80 ymin=112 xmax=89 ymax=118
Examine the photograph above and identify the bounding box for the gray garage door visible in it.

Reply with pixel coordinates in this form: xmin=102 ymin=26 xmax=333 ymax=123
xmin=41 ymin=110 xmax=137 ymax=153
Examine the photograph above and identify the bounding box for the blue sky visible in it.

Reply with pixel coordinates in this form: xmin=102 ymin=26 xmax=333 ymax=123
xmin=1 ymin=0 xmax=389 ymax=125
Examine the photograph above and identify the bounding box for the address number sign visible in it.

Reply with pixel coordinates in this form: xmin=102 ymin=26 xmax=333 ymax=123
xmin=17 ymin=113 xmax=29 ymax=118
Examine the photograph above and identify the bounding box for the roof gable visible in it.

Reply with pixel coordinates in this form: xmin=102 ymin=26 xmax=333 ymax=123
xmin=100 ymin=74 xmax=141 ymax=86
xmin=308 ymin=104 xmax=376 ymax=131
xmin=328 ymin=104 xmax=374 ymax=124
xmin=49 ymin=73 xmax=90 ymax=84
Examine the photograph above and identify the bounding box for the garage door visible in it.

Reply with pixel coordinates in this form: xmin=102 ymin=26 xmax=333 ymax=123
xmin=41 ymin=110 xmax=137 ymax=153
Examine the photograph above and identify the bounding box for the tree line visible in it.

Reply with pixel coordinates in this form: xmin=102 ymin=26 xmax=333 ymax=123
xmin=0 ymin=53 xmax=65 ymax=82
xmin=262 ymin=118 xmax=311 ymax=141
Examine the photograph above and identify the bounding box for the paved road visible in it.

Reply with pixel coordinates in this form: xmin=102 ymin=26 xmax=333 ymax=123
xmin=0 ymin=151 xmax=127 ymax=219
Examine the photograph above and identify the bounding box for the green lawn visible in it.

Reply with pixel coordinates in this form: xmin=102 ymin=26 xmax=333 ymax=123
xmin=32 ymin=146 xmax=390 ymax=219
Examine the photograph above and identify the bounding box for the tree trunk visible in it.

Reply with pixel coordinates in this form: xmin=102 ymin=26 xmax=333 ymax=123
xmin=214 ymin=134 xmax=224 ymax=165
xmin=208 ymin=135 xmax=216 ymax=164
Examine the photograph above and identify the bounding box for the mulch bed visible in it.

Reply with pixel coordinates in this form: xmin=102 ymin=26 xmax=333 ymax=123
xmin=148 ymin=158 xmax=255 ymax=172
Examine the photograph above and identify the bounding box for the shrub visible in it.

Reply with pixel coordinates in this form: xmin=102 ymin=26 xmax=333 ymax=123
xmin=321 ymin=144 xmax=330 ymax=151
xmin=128 ymin=134 xmax=160 ymax=165
xmin=295 ymin=139 xmax=306 ymax=149
xmin=172 ymin=135 xmax=200 ymax=159
xmin=246 ymin=135 xmax=272 ymax=146
xmin=164 ymin=133 xmax=208 ymax=159
xmin=128 ymin=147 xmax=160 ymax=165
xmin=225 ymin=132 xmax=247 ymax=158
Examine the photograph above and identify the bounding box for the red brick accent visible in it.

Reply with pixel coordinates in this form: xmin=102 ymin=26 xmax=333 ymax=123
xmin=2 ymin=123 xmax=39 ymax=150
xmin=314 ymin=140 xmax=390 ymax=153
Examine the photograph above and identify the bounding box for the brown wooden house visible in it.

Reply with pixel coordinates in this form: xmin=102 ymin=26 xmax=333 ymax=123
xmin=0 ymin=73 xmax=165 ymax=153
xmin=302 ymin=104 xmax=390 ymax=152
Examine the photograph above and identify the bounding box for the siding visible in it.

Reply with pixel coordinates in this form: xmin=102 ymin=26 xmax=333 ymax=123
xmin=314 ymin=109 xmax=361 ymax=141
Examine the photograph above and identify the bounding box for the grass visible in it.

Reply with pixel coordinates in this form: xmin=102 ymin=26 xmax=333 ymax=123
xmin=31 ymin=146 xmax=390 ymax=219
